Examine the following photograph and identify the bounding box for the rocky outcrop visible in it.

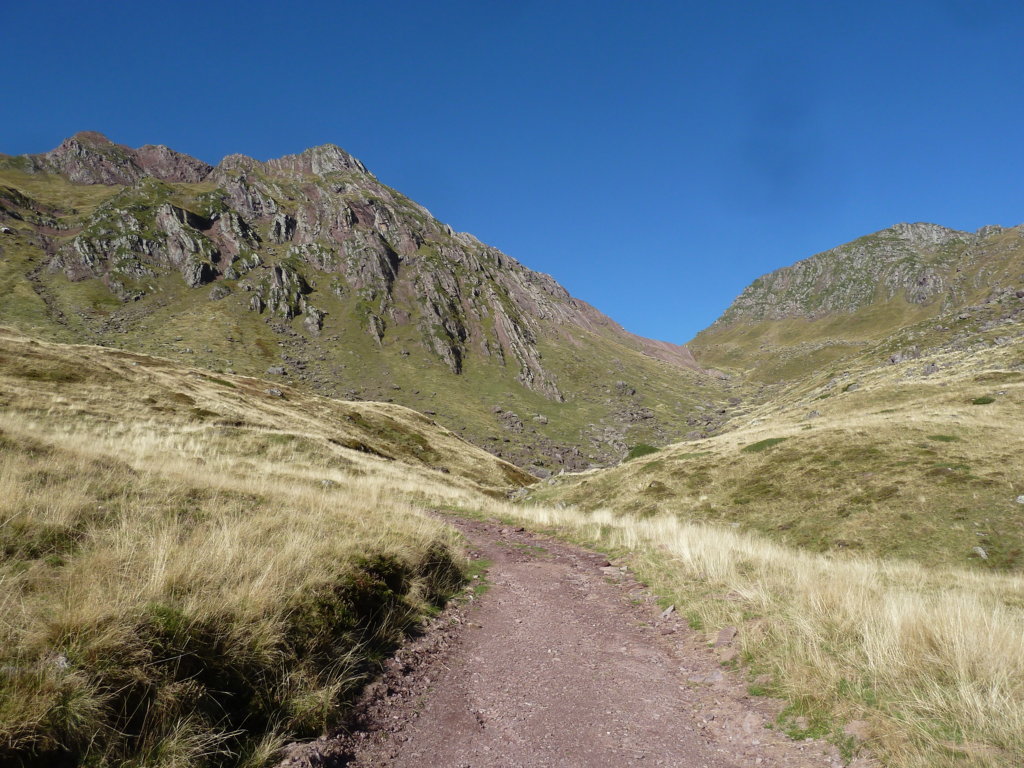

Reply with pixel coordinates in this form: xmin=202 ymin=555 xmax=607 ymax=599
xmin=8 ymin=133 xmax=701 ymax=408
xmin=54 ymin=181 xmax=219 ymax=290
xmin=4 ymin=132 xmax=212 ymax=185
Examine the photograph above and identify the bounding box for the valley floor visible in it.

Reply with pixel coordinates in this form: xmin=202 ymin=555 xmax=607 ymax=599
xmin=281 ymin=518 xmax=851 ymax=768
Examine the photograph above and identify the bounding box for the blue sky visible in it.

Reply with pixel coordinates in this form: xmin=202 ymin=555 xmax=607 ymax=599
xmin=5 ymin=1 xmax=1024 ymax=343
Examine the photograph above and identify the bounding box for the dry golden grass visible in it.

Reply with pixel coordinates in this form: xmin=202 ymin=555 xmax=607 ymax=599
xmin=3 ymin=329 xmax=1023 ymax=767
xmin=0 ymin=411 xmax=472 ymax=766
xmin=0 ymin=330 xmax=526 ymax=766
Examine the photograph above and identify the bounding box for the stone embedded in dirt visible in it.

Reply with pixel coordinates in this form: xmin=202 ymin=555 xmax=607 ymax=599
xmin=715 ymin=626 xmax=738 ymax=647
xmin=718 ymin=647 xmax=739 ymax=663
xmin=973 ymin=546 xmax=989 ymax=560
xmin=266 ymin=366 xmax=286 ymax=375
xmin=1015 ymin=495 xmax=1024 ymax=505
xmin=265 ymin=388 xmax=283 ymax=398
xmin=660 ymin=604 xmax=675 ymax=619
xmin=922 ymin=362 xmax=939 ymax=375
xmin=687 ymin=669 xmax=724 ymax=684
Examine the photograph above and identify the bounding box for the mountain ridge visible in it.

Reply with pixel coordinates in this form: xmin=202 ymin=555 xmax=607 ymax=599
xmin=0 ymin=132 xmax=719 ymax=472
xmin=690 ymin=218 xmax=1024 ymax=380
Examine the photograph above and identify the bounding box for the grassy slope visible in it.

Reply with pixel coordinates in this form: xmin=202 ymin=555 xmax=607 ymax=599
xmin=531 ymin=337 xmax=1024 ymax=570
xmin=0 ymin=168 xmax=737 ymax=470
xmin=0 ymin=329 xmax=529 ymax=766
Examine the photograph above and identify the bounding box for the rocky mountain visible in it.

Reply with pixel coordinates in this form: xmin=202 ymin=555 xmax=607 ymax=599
xmin=0 ymin=133 xmax=733 ymax=472
xmin=691 ymin=221 xmax=1024 ymax=381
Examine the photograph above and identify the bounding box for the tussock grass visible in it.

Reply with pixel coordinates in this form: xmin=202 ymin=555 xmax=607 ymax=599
xmin=0 ymin=419 xmax=465 ymax=766
xmin=0 ymin=330 xmax=528 ymax=766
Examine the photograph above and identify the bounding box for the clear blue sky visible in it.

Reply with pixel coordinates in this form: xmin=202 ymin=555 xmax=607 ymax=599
xmin=5 ymin=1 xmax=1024 ymax=343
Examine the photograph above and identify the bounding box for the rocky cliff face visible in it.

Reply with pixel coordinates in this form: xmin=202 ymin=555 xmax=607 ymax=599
xmin=0 ymin=133 xmax=721 ymax=471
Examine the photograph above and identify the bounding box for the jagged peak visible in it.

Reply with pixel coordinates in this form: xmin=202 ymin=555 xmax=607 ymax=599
xmin=13 ymin=132 xmax=212 ymax=185
xmin=265 ymin=143 xmax=371 ymax=177
xmin=63 ymin=130 xmax=117 ymax=147
xmin=212 ymin=144 xmax=372 ymax=180
xmin=879 ymin=221 xmax=968 ymax=247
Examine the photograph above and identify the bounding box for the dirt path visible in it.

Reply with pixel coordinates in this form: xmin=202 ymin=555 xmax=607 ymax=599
xmin=280 ymin=518 xmax=854 ymax=767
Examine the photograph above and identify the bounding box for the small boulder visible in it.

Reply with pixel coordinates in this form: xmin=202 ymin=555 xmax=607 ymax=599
xmin=266 ymin=366 xmax=286 ymax=376
xmin=714 ymin=625 xmax=738 ymax=647
xmin=208 ymin=284 xmax=231 ymax=301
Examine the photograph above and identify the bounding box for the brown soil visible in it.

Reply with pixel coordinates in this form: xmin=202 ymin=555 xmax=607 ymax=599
xmin=278 ymin=517 xmax=863 ymax=767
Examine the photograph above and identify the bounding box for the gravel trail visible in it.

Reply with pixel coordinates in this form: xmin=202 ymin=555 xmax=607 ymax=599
xmin=279 ymin=517 xmax=858 ymax=768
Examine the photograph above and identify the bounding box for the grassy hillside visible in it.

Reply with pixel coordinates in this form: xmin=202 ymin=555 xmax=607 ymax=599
xmin=691 ymin=223 xmax=1024 ymax=382
xmin=530 ymin=336 xmax=1024 ymax=570
xmin=0 ymin=329 xmax=527 ymax=766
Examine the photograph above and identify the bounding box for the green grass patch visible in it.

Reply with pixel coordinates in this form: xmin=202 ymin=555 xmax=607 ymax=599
xmin=971 ymin=396 xmax=995 ymax=405
xmin=741 ymin=437 xmax=788 ymax=453
xmin=926 ymin=434 xmax=959 ymax=442
xmin=625 ymin=443 xmax=660 ymax=461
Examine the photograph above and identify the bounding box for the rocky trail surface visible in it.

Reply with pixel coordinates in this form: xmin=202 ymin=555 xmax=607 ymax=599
xmin=279 ymin=518 xmax=860 ymax=768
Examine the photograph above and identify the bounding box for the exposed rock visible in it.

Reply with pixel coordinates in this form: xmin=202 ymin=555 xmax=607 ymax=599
xmin=14 ymin=131 xmax=211 ymax=185
xmin=714 ymin=626 xmax=738 ymax=647
xmin=303 ymin=306 xmax=325 ymax=336
xmin=496 ymin=410 xmax=524 ymax=433
xmin=2 ymin=133 xmax=719 ymax=470
xmin=208 ymin=284 xmax=231 ymax=301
